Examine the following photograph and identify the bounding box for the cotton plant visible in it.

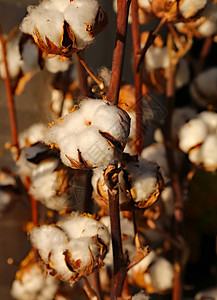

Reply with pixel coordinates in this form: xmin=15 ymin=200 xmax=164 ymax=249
xmin=20 ymin=0 xmax=107 ymax=58
xmin=178 ymin=111 xmax=217 ymax=171
xmin=44 ymin=98 xmax=131 ymax=169
xmin=29 ymin=213 xmax=110 ymax=283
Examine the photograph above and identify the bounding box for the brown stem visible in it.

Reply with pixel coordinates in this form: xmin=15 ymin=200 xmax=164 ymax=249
xmin=137 ymin=17 xmax=166 ymax=73
xmin=90 ymin=270 xmax=103 ymax=300
xmin=83 ymin=277 xmax=99 ymax=300
xmin=0 ymin=29 xmax=19 ymax=149
xmin=107 ymin=0 xmax=131 ymax=104
xmin=77 ymin=52 xmax=104 ymax=90
xmin=76 ymin=52 xmax=89 ymax=97
xmin=104 ymin=164 xmax=127 ymax=299
xmin=167 ymin=23 xmax=185 ymax=49
xmin=131 ymin=0 xmax=143 ymax=154
xmin=161 ymin=61 xmax=183 ymax=300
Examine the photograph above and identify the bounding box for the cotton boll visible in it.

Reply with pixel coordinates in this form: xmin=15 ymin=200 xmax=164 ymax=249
xmin=145 ymin=46 xmax=169 ymax=70
xmin=188 ymin=147 xmax=202 ymax=165
xmin=195 ymin=287 xmax=217 ymax=300
xmin=30 ymin=225 xmax=68 ymax=263
xmin=160 ymin=186 xmax=174 ymax=216
xmin=190 ymin=68 xmax=217 ymax=108
xmin=57 ymin=213 xmax=110 ymax=245
xmin=149 ymin=257 xmax=174 ymax=292
xmin=200 ymin=134 xmax=217 ymax=170
xmin=79 ymin=99 xmax=110 ymax=122
xmin=18 ymin=123 xmax=46 ymax=148
xmin=138 ymin=0 xmax=151 ymax=9
xmin=141 ymin=144 xmax=169 ymax=183
xmin=132 ymin=291 xmax=150 ymax=300
xmin=64 ymin=0 xmax=99 ymax=50
xmin=175 ymin=58 xmax=190 ymax=89
xmin=45 ymin=56 xmax=72 ymax=73
xmin=59 ymin=135 xmax=81 ymax=168
xmin=198 ymin=111 xmax=217 ymax=133
xmin=11 ymin=263 xmax=58 ymax=300
xmin=131 ymin=251 xmax=156 ymax=275
xmin=197 ymin=1 xmax=217 ymax=36
xmin=92 ymin=105 xmax=130 ymax=144
xmin=78 ymin=126 xmax=115 ymax=168
xmin=179 ymin=0 xmax=207 ymax=18
xmin=41 ymin=0 xmax=69 ymax=13
xmin=127 ymin=159 xmax=163 ymax=208
xmin=178 ymin=118 xmax=209 ymax=153
xmin=21 ymin=6 xmax=64 ymax=48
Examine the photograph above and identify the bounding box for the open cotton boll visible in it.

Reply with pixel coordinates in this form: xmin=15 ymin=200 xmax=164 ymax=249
xmin=45 ymin=56 xmax=72 ymax=74
xmin=188 ymin=147 xmax=202 ymax=165
xmin=18 ymin=123 xmax=46 ymax=148
xmin=126 ymin=158 xmax=163 ymax=208
xmin=45 ymin=99 xmax=130 ymax=169
xmin=30 ymin=225 xmax=68 ymax=263
xmin=0 ymin=34 xmax=21 ymax=79
xmin=11 ymin=263 xmax=58 ymax=300
xmin=197 ymin=1 xmax=217 ymax=36
xmin=161 ymin=186 xmax=174 ymax=216
xmin=57 ymin=213 xmax=110 ymax=245
xmin=198 ymin=111 xmax=217 ymax=133
xmin=149 ymin=257 xmax=174 ymax=292
xmin=141 ymin=144 xmax=169 ymax=183
xmin=195 ymin=287 xmax=217 ymax=300
xmin=131 ymin=251 xmax=156 ymax=275
xmin=179 ymin=0 xmax=207 ymax=18
xmin=178 ymin=118 xmax=209 ymax=153
xmin=41 ymin=0 xmax=69 ymax=13
xmin=145 ymin=46 xmax=169 ymax=70
xmin=190 ymin=68 xmax=217 ymax=108
xmin=200 ymin=134 xmax=217 ymax=170
xmin=64 ymin=0 xmax=99 ymax=50
xmin=20 ymin=6 xmax=64 ymax=48
xmin=132 ymin=291 xmax=150 ymax=300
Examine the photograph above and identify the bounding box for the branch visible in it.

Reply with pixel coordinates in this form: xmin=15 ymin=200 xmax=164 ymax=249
xmin=107 ymin=0 xmax=131 ymax=104
xmin=83 ymin=277 xmax=99 ymax=300
xmin=131 ymin=0 xmax=143 ymax=154
xmin=104 ymin=164 xmax=127 ymax=299
xmin=76 ymin=51 xmax=89 ymax=97
xmin=0 ymin=28 xmax=19 ymax=149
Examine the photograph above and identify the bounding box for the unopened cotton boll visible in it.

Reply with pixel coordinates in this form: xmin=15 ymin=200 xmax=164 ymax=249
xmin=149 ymin=257 xmax=174 ymax=292
xmin=178 ymin=118 xmax=209 ymax=153
xmin=190 ymin=68 xmax=217 ymax=108
xmin=45 ymin=99 xmax=130 ymax=169
xmin=200 ymin=134 xmax=217 ymax=170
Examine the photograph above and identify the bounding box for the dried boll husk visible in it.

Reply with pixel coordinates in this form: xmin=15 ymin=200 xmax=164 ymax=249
xmin=20 ymin=0 xmax=107 ymax=58
xmin=30 ymin=213 xmax=109 ymax=284
xmin=45 ymin=99 xmax=130 ymax=170
xmin=151 ymin=0 xmax=207 ymax=22
xmin=190 ymin=68 xmax=217 ymax=108
xmin=92 ymin=158 xmax=163 ymax=211
xmin=10 ymin=252 xmax=59 ymax=300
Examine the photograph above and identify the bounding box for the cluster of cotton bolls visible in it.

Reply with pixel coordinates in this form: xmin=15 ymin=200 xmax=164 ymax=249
xmin=45 ymin=98 xmax=130 ymax=169
xmin=30 ymin=213 xmax=110 ymax=283
xmin=20 ymin=0 xmax=106 ymax=57
xmin=11 ymin=252 xmax=59 ymax=300
xmin=178 ymin=110 xmax=217 ymax=171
